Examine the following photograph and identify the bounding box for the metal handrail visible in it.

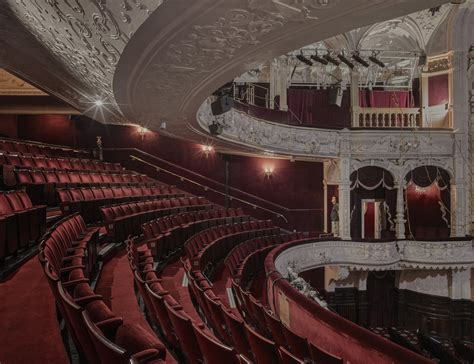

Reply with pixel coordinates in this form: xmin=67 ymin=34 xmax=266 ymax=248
xmin=103 ymin=147 xmax=322 ymax=214
xmin=128 ymin=154 xmax=289 ymax=223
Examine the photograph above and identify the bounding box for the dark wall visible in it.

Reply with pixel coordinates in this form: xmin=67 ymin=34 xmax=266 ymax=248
xmin=0 ymin=115 xmax=18 ymax=138
xmin=5 ymin=115 xmax=325 ymax=231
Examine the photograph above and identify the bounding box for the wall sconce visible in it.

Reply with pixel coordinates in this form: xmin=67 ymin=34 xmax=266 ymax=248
xmin=264 ymin=166 xmax=274 ymax=178
xmin=201 ymin=144 xmax=214 ymax=158
xmin=137 ymin=125 xmax=149 ymax=140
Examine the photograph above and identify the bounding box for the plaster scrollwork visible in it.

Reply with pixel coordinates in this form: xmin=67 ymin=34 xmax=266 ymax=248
xmin=7 ymin=0 xmax=162 ymax=108
xmin=274 ymin=239 xmax=474 ymax=279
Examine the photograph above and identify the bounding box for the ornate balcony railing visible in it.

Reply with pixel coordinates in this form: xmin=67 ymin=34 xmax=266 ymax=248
xmin=353 ymin=107 xmax=421 ymax=128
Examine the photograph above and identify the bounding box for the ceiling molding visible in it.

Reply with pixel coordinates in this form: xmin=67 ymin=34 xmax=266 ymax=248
xmin=0 ymin=68 xmax=46 ymax=96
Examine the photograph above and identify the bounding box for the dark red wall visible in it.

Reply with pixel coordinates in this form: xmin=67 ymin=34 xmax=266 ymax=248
xmin=428 ymin=73 xmax=449 ymax=106
xmin=5 ymin=115 xmax=325 ymax=231
xmin=0 ymin=115 xmax=18 ymax=138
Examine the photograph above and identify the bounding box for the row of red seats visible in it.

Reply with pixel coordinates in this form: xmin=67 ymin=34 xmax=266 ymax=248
xmin=100 ymin=196 xmax=212 ymax=242
xmin=127 ymin=238 xmax=252 ymax=364
xmin=183 ymin=246 xmax=306 ymax=364
xmin=225 ymin=233 xmax=318 ymax=280
xmin=0 ymin=138 xmax=90 ymax=159
xmin=0 ymin=152 xmax=123 ymax=173
xmin=57 ymin=185 xmax=183 ymax=222
xmin=142 ymin=208 xmax=247 ymax=261
xmin=184 ymin=220 xmax=276 ymax=266
xmin=0 ymin=190 xmax=46 ymax=262
xmin=39 ymin=214 xmax=168 ymax=363
xmin=14 ymin=169 xmax=152 ymax=186
xmin=230 ymin=244 xmax=343 ymax=364
xmin=12 ymin=169 xmax=155 ymax=205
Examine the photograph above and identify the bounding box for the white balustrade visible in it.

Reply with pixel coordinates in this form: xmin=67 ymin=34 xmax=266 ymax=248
xmin=353 ymin=107 xmax=421 ymax=128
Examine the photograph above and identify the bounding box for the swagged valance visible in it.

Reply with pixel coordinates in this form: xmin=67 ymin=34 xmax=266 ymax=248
xmin=405 ymin=166 xmax=450 ymax=190
xmin=350 ymin=167 xmax=395 ymax=191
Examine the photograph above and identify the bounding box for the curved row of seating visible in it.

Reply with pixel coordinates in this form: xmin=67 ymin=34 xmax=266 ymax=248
xmin=0 ymin=152 xmax=123 ymax=173
xmin=228 ymin=244 xmax=342 ymax=364
xmin=57 ymin=185 xmax=183 ymax=222
xmin=100 ymin=196 xmax=212 ymax=242
xmin=0 ymin=190 xmax=46 ymax=262
xmin=142 ymin=208 xmax=247 ymax=261
xmin=11 ymin=169 xmax=155 ymax=205
xmin=184 ymin=220 xmax=277 ymax=268
xmin=0 ymin=138 xmax=91 ymax=159
xmin=39 ymin=214 xmax=168 ymax=364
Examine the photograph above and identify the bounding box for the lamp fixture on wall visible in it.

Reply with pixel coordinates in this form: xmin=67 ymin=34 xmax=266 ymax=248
xmin=264 ymin=166 xmax=274 ymax=178
xmin=201 ymin=144 xmax=214 ymax=158
xmin=137 ymin=125 xmax=149 ymax=140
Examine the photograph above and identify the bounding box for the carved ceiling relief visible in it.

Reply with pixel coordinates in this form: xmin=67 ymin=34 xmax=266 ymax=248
xmin=7 ymin=0 xmax=162 ymax=109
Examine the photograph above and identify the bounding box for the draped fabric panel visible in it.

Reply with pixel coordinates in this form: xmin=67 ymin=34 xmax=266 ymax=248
xmin=405 ymin=166 xmax=451 ymax=239
xmin=350 ymin=167 xmax=396 ymax=239
xmin=359 ymin=90 xmax=415 ymax=108
xmin=287 ymin=88 xmax=350 ymax=128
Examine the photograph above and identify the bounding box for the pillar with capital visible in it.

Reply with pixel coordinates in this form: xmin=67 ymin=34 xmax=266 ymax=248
xmin=394 ymin=180 xmax=406 ymax=240
xmin=338 ymin=157 xmax=351 ymax=240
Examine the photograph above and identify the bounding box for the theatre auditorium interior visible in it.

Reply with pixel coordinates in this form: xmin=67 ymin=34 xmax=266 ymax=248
xmin=2 ymin=1 xmax=474 ymax=364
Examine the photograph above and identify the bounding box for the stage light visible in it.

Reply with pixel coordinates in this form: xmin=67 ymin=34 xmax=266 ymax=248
xmin=296 ymin=54 xmax=313 ymax=66
xmin=323 ymin=53 xmax=340 ymax=66
xmin=310 ymin=53 xmax=328 ymax=65
xmin=352 ymin=52 xmax=370 ymax=68
xmin=369 ymin=53 xmax=386 ymax=68
xmin=337 ymin=54 xmax=354 ymax=69
xmin=94 ymin=99 xmax=104 ymax=107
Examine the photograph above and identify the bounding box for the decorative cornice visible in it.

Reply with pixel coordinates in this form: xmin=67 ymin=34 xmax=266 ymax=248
xmin=0 ymin=68 xmax=46 ymax=96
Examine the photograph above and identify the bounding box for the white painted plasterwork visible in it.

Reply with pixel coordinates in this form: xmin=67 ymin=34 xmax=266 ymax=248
xmin=6 ymin=0 xmax=163 ymax=109
xmin=274 ymin=239 xmax=474 ymax=278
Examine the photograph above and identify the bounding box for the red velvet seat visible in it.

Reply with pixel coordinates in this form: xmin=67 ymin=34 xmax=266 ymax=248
xmin=245 ymin=324 xmax=280 ymax=364
xmin=309 ymin=342 xmax=344 ymax=364
xmin=279 ymin=347 xmax=305 ymax=364
xmin=165 ymin=300 xmax=203 ymax=364
xmin=193 ymin=324 xmax=239 ymax=364
xmin=281 ymin=324 xmax=311 ymax=360
xmin=82 ymin=310 xmax=166 ymax=364
xmin=222 ymin=307 xmax=252 ymax=359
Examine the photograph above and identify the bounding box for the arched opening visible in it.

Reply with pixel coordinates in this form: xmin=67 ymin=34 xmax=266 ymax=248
xmin=404 ymin=166 xmax=451 ymax=239
xmin=350 ymin=166 xmax=396 ymax=239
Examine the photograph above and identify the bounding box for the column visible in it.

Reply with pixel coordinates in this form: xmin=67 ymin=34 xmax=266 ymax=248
xmin=323 ymin=180 xmax=328 ymax=233
xmin=350 ymin=71 xmax=360 ymax=127
xmin=269 ymin=59 xmax=277 ymax=109
xmin=395 ymin=180 xmax=406 ymax=240
xmin=338 ymin=157 xmax=351 ymax=240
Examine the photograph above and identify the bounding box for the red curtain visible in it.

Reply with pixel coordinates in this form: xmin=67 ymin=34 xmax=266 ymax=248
xmin=287 ymin=88 xmax=350 ymax=128
xmin=359 ymin=90 xmax=415 ymax=108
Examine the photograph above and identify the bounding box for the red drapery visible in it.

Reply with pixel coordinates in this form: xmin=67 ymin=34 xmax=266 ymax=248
xmin=287 ymin=88 xmax=350 ymax=127
xmin=428 ymin=74 xmax=449 ymax=106
xmin=359 ymin=90 xmax=415 ymax=108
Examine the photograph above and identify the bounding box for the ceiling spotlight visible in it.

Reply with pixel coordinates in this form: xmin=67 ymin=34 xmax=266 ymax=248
xmin=296 ymin=54 xmax=313 ymax=66
xmin=337 ymin=54 xmax=354 ymax=69
xmin=323 ymin=53 xmax=340 ymax=66
xmin=310 ymin=53 xmax=328 ymax=65
xmin=94 ymin=100 xmax=104 ymax=107
xmin=369 ymin=53 xmax=385 ymax=68
xmin=352 ymin=52 xmax=370 ymax=68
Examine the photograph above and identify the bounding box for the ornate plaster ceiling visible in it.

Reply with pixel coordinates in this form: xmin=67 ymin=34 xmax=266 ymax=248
xmin=0 ymin=0 xmax=459 ymax=152
xmin=5 ymin=0 xmax=163 ymax=116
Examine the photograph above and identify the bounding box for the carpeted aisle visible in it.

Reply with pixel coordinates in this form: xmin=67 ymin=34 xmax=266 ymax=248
xmin=0 ymin=257 xmax=69 ymax=364
xmin=95 ymin=250 xmax=178 ymax=364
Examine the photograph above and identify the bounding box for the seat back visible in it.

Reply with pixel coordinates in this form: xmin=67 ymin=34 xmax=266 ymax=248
xmin=245 ymin=324 xmax=280 ymax=364
xmin=192 ymin=324 xmax=239 ymax=364
xmin=309 ymin=342 xmax=344 ymax=364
